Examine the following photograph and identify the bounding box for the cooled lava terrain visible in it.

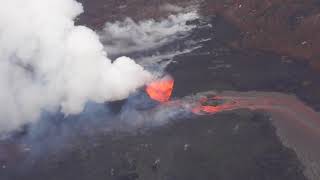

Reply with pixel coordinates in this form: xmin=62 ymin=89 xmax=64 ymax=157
xmin=1 ymin=1 xmax=320 ymax=180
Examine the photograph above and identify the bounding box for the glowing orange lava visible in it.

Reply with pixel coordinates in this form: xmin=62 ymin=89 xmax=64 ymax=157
xmin=191 ymin=96 xmax=235 ymax=115
xmin=146 ymin=76 xmax=174 ymax=102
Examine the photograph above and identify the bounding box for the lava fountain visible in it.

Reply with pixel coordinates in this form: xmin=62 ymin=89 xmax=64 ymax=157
xmin=146 ymin=75 xmax=174 ymax=102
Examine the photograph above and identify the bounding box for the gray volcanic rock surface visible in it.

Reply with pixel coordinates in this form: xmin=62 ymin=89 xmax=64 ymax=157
xmin=1 ymin=112 xmax=306 ymax=180
xmin=2 ymin=1 xmax=320 ymax=180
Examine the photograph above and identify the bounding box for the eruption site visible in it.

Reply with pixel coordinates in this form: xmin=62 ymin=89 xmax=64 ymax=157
xmin=145 ymin=76 xmax=236 ymax=115
xmin=146 ymin=75 xmax=174 ymax=102
xmin=2 ymin=1 xmax=320 ymax=180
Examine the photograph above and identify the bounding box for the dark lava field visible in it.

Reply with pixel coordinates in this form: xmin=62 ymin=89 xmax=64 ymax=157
xmin=1 ymin=0 xmax=320 ymax=180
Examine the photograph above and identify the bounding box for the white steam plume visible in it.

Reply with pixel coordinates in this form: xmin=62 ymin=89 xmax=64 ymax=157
xmin=0 ymin=0 xmax=152 ymax=133
xmin=100 ymin=11 xmax=199 ymax=55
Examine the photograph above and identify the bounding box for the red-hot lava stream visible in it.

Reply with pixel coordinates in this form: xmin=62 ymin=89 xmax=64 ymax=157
xmin=146 ymin=78 xmax=320 ymax=180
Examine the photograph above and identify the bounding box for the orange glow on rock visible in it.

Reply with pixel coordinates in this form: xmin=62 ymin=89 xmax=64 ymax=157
xmin=192 ymin=105 xmax=230 ymax=114
xmin=146 ymin=76 xmax=174 ymax=102
xmin=192 ymin=96 xmax=234 ymax=115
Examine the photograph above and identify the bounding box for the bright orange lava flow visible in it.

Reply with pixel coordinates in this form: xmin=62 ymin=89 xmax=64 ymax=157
xmin=192 ymin=105 xmax=231 ymax=114
xmin=146 ymin=76 xmax=174 ymax=102
xmin=191 ymin=97 xmax=235 ymax=115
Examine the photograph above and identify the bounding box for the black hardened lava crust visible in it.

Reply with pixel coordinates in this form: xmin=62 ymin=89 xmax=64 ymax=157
xmin=1 ymin=1 xmax=317 ymax=180
xmin=3 ymin=112 xmax=306 ymax=180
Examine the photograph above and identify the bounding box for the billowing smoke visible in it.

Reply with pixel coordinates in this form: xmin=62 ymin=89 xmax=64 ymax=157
xmin=100 ymin=11 xmax=199 ymax=55
xmin=0 ymin=0 xmax=152 ymax=133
